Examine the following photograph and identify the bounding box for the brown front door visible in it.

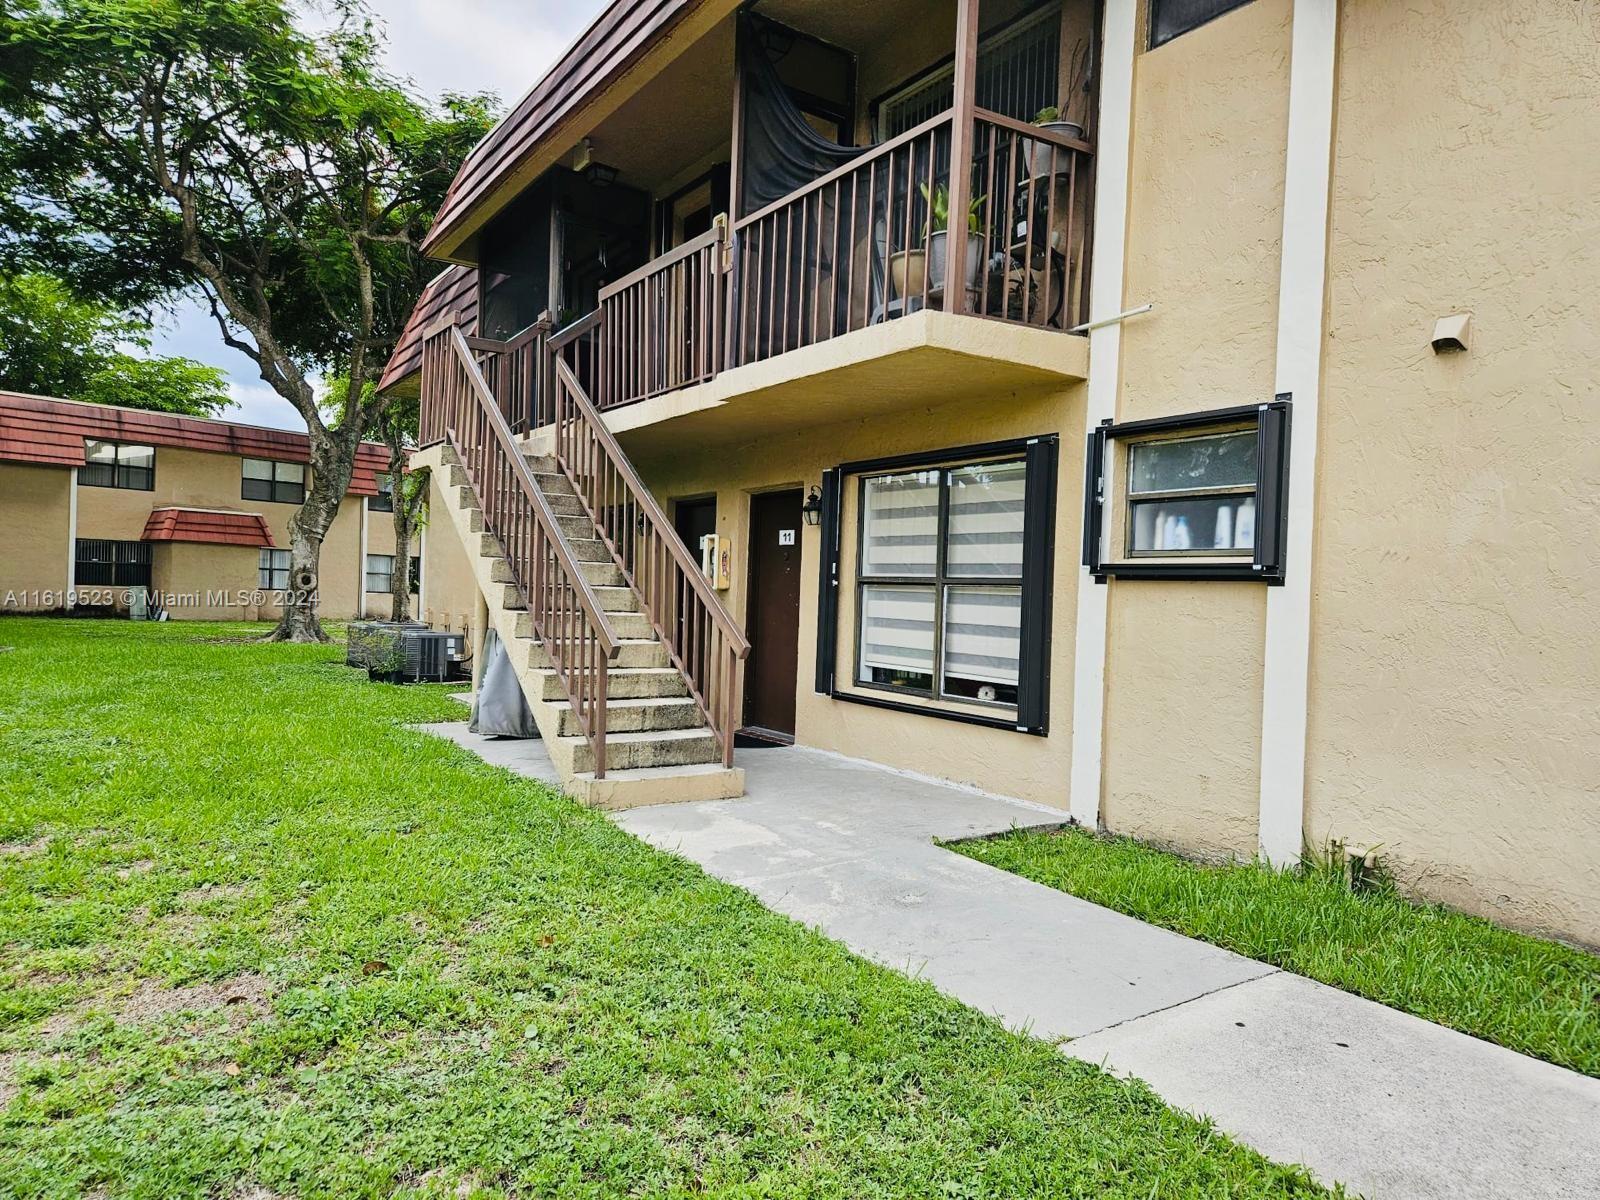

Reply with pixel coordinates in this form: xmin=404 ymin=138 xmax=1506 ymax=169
xmin=743 ymin=489 xmax=804 ymax=740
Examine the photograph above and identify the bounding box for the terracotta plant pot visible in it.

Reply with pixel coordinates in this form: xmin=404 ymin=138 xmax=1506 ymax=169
xmin=890 ymin=248 xmax=927 ymax=298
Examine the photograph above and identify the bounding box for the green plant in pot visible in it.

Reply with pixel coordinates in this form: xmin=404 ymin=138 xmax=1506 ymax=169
xmin=1029 ymin=105 xmax=1086 ymax=178
xmin=890 ymin=183 xmax=985 ymax=302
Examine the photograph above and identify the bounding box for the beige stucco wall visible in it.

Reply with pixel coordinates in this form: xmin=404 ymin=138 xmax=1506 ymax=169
xmin=1098 ymin=0 xmax=1290 ymax=859
xmin=419 ymin=470 xmax=481 ymax=634
xmin=2 ymin=445 xmax=385 ymax=621
xmin=0 ymin=462 xmax=71 ymax=610
xmin=1306 ymin=0 xmax=1600 ymax=942
xmin=627 ymin=379 xmax=1084 ymax=808
xmin=150 ymin=542 xmax=265 ymax=620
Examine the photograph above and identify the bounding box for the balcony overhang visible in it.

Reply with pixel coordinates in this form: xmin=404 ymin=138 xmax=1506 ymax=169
xmin=577 ymin=311 xmax=1086 ymax=455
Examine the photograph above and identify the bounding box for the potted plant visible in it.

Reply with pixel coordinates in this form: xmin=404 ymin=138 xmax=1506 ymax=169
xmin=1028 ymin=105 xmax=1086 ymax=178
xmin=890 ymin=183 xmax=985 ymax=301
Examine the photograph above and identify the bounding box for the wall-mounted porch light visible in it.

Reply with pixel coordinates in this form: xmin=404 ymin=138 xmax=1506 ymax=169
xmin=801 ymin=486 xmax=823 ymax=527
xmin=583 ymin=161 xmax=620 ymax=188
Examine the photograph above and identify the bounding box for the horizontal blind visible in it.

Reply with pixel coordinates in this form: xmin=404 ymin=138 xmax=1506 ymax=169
xmin=946 ymin=461 xmax=1026 ymax=577
xmin=942 ymin=585 xmax=1022 ymax=686
xmin=861 ymin=471 xmax=940 ymax=576
xmin=860 ymin=584 xmax=935 ymax=677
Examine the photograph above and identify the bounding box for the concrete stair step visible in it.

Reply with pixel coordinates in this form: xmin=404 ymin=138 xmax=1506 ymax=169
xmin=554 ymin=696 xmax=705 ymax=737
xmin=525 ymin=638 xmax=668 ymax=671
xmin=514 ymin=608 xmax=653 ymax=640
xmin=594 ymin=586 xmax=641 ymax=613
xmin=553 ymin=726 xmax=721 ymax=775
xmin=567 ymin=763 xmax=745 ymax=810
xmin=528 ymin=667 xmax=687 ymax=702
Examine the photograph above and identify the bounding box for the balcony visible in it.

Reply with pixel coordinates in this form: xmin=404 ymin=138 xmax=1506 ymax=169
xmin=405 ymin=0 xmax=1098 ymax=447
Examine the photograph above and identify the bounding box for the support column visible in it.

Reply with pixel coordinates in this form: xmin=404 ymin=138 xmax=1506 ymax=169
xmin=1067 ymin=0 xmax=1137 ymax=830
xmin=358 ymin=495 xmax=369 ymax=620
xmin=943 ymin=0 xmax=980 ymax=309
xmin=1259 ymin=0 xmax=1339 ymax=865
xmin=66 ymin=467 xmax=79 ymax=607
xmin=470 ymin=585 xmax=490 ymax=694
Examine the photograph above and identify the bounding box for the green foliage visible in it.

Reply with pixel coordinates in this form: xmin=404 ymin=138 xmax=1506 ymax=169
xmin=0 ymin=273 xmax=228 ymax=415
xmin=0 ymin=619 xmax=1336 ymax=1198
xmin=1032 ymin=105 xmax=1062 ymax=124
xmin=919 ymin=183 xmax=984 ymax=235
xmin=953 ymin=827 xmax=1600 ymax=1077
xmin=0 ymin=0 xmax=496 ymax=425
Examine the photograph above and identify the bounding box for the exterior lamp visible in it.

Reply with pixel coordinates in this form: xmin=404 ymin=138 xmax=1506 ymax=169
xmin=583 ymin=161 xmax=620 ymax=188
xmin=801 ymin=486 xmax=823 ymax=527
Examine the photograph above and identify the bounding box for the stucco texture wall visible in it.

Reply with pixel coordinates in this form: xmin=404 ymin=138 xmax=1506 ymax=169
xmin=419 ymin=471 xmax=481 ymax=634
xmin=1098 ymin=0 xmax=1290 ymax=858
xmin=627 ymin=381 xmax=1084 ymax=809
xmin=1309 ymin=0 xmax=1600 ymax=943
xmin=66 ymin=444 xmax=374 ymax=620
xmin=0 ymin=463 xmax=71 ymax=610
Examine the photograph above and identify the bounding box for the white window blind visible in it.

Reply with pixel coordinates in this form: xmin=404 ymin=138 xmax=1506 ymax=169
xmin=861 ymin=470 xmax=940 ymax=576
xmin=942 ymin=585 xmax=1022 ymax=691
xmin=859 ymin=584 xmax=936 ymax=685
xmin=947 ymin=461 xmax=1027 ymax=577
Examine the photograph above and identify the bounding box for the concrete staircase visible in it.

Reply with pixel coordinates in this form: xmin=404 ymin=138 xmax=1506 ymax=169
xmin=426 ymin=443 xmax=744 ymax=809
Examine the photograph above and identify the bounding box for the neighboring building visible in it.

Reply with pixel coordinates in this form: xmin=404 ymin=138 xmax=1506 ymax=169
xmin=0 ymin=391 xmax=473 ymax=630
xmin=383 ymin=0 xmax=1600 ymax=945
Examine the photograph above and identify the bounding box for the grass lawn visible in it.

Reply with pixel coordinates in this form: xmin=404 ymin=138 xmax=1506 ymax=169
xmin=953 ymin=827 xmax=1600 ymax=1078
xmin=0 ymin=618 xmax=1335 ymax=1199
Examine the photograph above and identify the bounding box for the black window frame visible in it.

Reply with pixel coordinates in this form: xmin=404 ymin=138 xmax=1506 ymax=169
xmin=1149 ymin=0 xmax=1254 ymax=50
xmin=258 ymin=548 xmax=291 ymax=591
xmin=1084 ymin=397 xmax=1290 ymax=584
xmin=80 ymin=439 xmax=155 ymax=491
xmin=242 ymin=457 xmax=306 ymax=505
xmin=74 ymin=538 xmax=152 ymax=588
xmin=369 ymin=472 xmax=395 ymax=513
xmin=815 ymin=434 xmax=1058 ymax=736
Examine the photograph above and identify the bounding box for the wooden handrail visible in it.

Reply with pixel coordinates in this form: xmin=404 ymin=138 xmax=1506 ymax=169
xmin=422 ymin=320 xmax=620 ymax=777
xmin=443 ymin=327 xmax=620 ymax=659
xmin=971 ymin=106 xmax=1095 ymax=154
xmin=552 ymin=358 xmax=749 ymax=660
xmin=599 ymin=222 xmax=726 ymax=301
xmin=732 ymin=110 xmax=954 ymax=231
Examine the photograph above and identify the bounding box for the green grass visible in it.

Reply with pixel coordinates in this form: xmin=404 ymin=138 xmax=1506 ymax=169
xmin=952 ymin=826 xmax=1600 ymax=1078
xmin=0 ymin=618 xmax=1335 ymax=1199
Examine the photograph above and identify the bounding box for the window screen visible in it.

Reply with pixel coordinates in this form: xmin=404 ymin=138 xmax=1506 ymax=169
xmin=1150 ymin=0 xmax=1253 ymax=49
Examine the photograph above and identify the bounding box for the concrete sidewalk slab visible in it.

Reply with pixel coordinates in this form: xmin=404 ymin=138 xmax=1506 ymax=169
xmin=1068 ymin=970 xmax=1600 ymax=1200
xmin=417 ymin=725 xmax=1600 ymax=1198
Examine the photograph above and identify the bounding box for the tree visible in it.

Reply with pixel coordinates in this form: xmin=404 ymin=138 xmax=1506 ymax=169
xmin=0 ymin=0 xmax=495 ymax=640
xmin=0 ymin=273 xmax=229 ymax=415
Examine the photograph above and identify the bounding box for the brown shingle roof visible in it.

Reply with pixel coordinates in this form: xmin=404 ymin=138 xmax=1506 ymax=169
xmin=140 ymin=507 xmax=276 ymax=548
xmin=421 ymin=0 xmax=699 ymax=261
xmin=375 ymin=265 xmax=479 ymax=397
xmin=0 ymin=392 xmax=394 ymax=496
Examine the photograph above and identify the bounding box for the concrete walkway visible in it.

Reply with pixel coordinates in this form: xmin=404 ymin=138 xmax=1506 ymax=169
xmin=420 ymin=724 xmax=1600 ymax=1199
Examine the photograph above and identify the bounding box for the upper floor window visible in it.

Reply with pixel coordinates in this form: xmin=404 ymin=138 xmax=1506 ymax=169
xmin=1150 ymin=0 xmax=1253 ymax=49
xmin=81 ymin=439 xmax=154 ymax=491
xmin=242 ymin=457 xmax=305 ymax=505
xmin=370 ymin=473 xmax=395 ymax=513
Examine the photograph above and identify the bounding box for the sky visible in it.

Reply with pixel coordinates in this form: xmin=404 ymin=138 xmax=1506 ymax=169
xmin=148 ymin=0 xmax=607 ymax=431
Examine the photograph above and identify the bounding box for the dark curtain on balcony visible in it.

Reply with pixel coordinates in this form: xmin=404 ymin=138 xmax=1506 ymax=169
xmin=737 ymin=18 xmax=863 ymax=216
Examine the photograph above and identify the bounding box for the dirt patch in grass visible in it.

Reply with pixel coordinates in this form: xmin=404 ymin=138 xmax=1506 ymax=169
xmin=0 ymin=835 xmax=49 ymax=858
xmin=117 ymin=974 xmax=275 ymax=1027
xmin=114 ymin=859 xmax=156 ymax=879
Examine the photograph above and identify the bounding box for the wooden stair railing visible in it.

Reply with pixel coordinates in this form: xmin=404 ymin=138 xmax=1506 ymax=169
xmin=421 ymin=316 xmax=621 ymax=776
xmin=463 ymin=314 xmax=554 ymax=434
xmin=548 ymin=320 xmax=751 ymax=768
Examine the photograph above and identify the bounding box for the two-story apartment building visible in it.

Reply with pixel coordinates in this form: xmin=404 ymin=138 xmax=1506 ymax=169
xmin=0 ymin=391 xmax=475 ymax=630
xmin=382 ymin=0 xmax=1600 ymax=947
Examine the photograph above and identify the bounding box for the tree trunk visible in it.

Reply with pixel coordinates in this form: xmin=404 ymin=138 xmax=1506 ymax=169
xmin=266 ymin=440 xmax=355 ymax=643
xmin=389 ymin=489 xmax=418 ymax=625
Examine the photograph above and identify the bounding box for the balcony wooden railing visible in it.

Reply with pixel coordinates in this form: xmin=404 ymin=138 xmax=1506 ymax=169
xmin=549 ymin=320 xmax=750 ymax=767
xmin=731 ymin=112 xmax=955 ymax=368
xmin=464 ymin=315 xmax=553 ymax=434
xmin=967 ymin=109 xmax=1093 ymax=331
xmin=594 ymin=220 xmax=726 ymax=408
xmin=454 ymin=108 xmax=1093 ymax=423
xmin=419 ymin=317 xmax=620 ymax=776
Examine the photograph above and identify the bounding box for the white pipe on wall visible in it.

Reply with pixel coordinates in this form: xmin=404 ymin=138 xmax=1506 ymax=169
xmin=1067 ymin=0 xmax=1137 ymax=830
xmin=1259 ymin=0 xmax=1340 ymax=866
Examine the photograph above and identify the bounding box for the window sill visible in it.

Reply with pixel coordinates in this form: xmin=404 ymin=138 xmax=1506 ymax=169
xmin=830 ymin=684 xmax=1045 ymax=736
xmin=1093 ymin=560 xmax=1282 ymax=584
